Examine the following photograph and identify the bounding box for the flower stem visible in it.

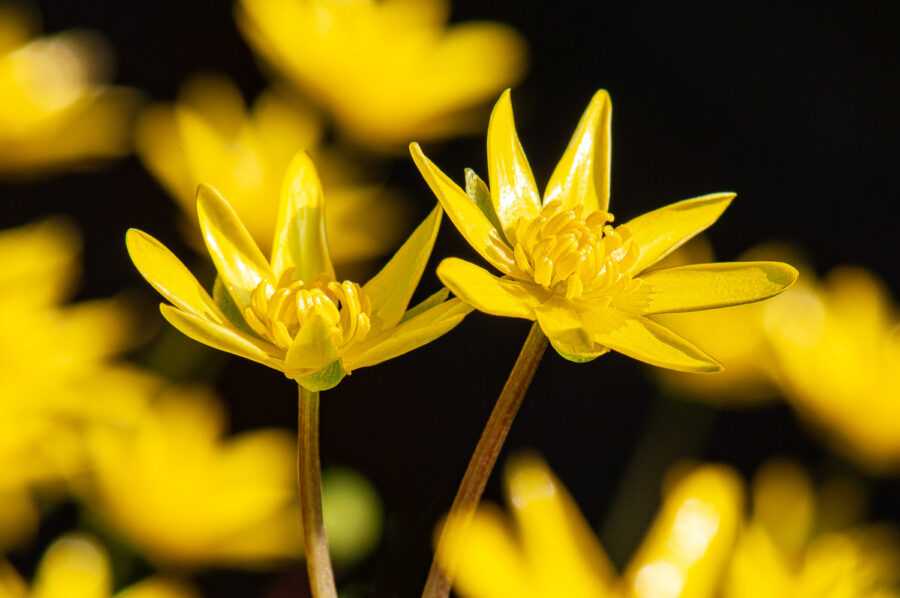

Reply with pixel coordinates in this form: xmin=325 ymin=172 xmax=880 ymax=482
xmin=422 ymin=321 xmax=548 ymax=598
xmin=298 ymin=385 xmax=338 ymax=598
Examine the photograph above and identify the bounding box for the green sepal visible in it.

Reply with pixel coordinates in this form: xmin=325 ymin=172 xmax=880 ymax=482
xmin=550 ymin=338 xmax=608 ymax=363
xmin=213 ymin=276 xmax=260 ymax=337
xmin=465 ymin=168 xmax=505 ymax=238
xmin=398 ymin=287 xmax=450 ymax=325
xmin=299 ymin=360 xmax=346 ymax=391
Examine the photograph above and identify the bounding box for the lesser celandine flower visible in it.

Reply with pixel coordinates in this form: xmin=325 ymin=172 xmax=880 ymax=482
xmin=439 ymin=456 xmax=742 ymax=598
xmin=0 ymin=219 xmax=134 ymax=551
xmin=764 ymin=267 xmax=900 ymax=470
xmin=0 ymin=4 xmax=137 ymax=175
xmin=0 ymin=533 xmax=198 ymax=598
xmin=86 ymin=387 xmax=304 ymax=569
xmin=412 ymin=90 xmax=798 ymax=371
xmin=723 ymin=460 xmax=900 ymax=598
xmin=236 ymin=0 xmax=527 ymax=148
xmin=127 ymin=151 xmax=468 ymax=391
xmin=135 ymin=74 xmax=407 ymax=265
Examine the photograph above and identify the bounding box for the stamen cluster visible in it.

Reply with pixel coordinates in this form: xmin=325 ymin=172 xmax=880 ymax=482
xmin=509 ymin=199 xmax=641 ymax=301
xmin=244 ymin=268 xmax=371 ymax=352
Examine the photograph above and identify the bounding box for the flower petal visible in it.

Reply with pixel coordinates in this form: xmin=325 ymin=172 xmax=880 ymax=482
xmin=487 ymin=90 xmax=541 ymax=238
xmin=410 ymin=143 xmax=519 ymax=276
xmin=614 ymin=261 xmax=799 ymax=315
xmin=624 ymin=193 xmax=735 ymax=274
xmin=544 ymin=90 xmax=611 ymax=214
xmin=437 ymin=258 xmax=547 ymax=319
xmin=125 ymin=229 xmax=224 ymax=323
xmin=270 ymin=151 xmax=335 ymax=283
xmin=534 ymin=296 xmax=595 ymax=357
xmin=585 ymin=310 xmax=722 ymax=372
xmin=284 ymin=311 xmax=341 ymax=380
xmin=160 ymin=304 xmax=282 ymax=370
xmin=622 ymin=465 xmax=744 ymax=598
xmin=363 ymin=205 xmax=442 ymax=331
xmin=196 ymin=183 xmax=273 ymax=309
xmin=343 ymin=299 xmax=470 ymax=370
xmin=31 ymin=534 xmax=111 ymax=598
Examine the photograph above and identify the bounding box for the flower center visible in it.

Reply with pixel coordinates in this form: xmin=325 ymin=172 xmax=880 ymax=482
xmin=510 ymin=199 xmax=641 ymax=300
xmin=243 ymin=269 xmax=371 ymax=352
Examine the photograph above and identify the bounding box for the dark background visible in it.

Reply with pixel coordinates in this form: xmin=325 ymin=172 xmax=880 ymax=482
xmin=3 ymin=1 xmax=898 ymax=596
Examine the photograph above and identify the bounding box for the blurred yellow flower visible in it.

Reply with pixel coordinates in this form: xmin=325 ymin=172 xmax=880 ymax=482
xmin=0 ymin=219 xmax=134 ymax=551
xmin=236 ymin=0 xmax=527 ymax=148
xmin=0 ymin=533 xmax=198 ymax=598
xmin=85 ymin=386 xmax=305 ymax=569
xmin=439 ymin=456 xmax=743 ymax=598
xmin=723 ymin=459 xmax=900 ymax=598
xmin=135 ymin=74 xmax=407 ymax=265
xmin=0 ymin=4 xmax=137 ymax=176
xmin=127 ymin=152 xmax=469 ymax=390
xmin=412 ymin=90 xmax=798 ymax=371
xmin=764 ymin=267 xmax=900 ymax=469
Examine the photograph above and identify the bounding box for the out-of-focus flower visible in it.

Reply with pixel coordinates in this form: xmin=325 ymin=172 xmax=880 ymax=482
xmin=135 ymin=74 xmax=407 ymax=265
xmin=236 ymin=0 xmax=527 ymax=149
xmin=0 ymin=219 xmax=135 ymax=550
xmin=439 ymin=455 xmax=743 ymax=598
xmin=764 ymin=267 xmax=900 ymax=470
xmin=85 ymin=387 xmax=306 ymax=569
xmin=723 ymin=459 xmax=900 ymax=598
xmin=321 ymin=467 xmax=383 ymax=565
xmin=127 ymin=152 xmax=469 ymax=390
xmin=412 ymin=90 xmax=797 ymax=371
xmin=0 ymin=533 xmax=198 ymax=598
xmin=0 ymin=4 xmax=137 ymax=176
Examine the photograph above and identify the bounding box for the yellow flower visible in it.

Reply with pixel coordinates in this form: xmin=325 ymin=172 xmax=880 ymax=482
xmin=0 ymin=4 xmax=137 ymax=176
xmin=0 ymin=219 xmax=134 ymax=551
xmin=764 ymin=267 xmax=900 ymax=469
xmin=135 ymin=74 xmax=408 ymax=265
xmin=85 ymin=386 xmax=305 ymax=568
xmin=127 ymin=151 xmax=469 ymax=390
xmin=0 ymin=533 xmax=198 ymax=598
xmin=236 ymin=0 xmax=527 ymax=148
xmin=439 ymin=455 xmax=743 ymax=598
xmin=411 ymin=90 xmax=798 ymax=371
xmin=723 ymin=459 xmax=900 ymax=598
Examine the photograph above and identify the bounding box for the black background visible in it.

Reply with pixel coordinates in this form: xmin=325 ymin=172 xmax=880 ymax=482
xmin=3 ymin=1 xmax=898 ymax=596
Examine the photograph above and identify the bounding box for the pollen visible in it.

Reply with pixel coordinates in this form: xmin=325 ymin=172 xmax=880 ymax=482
xmin=509 ymin=199 xmax=642 ymax=300
xmin=243 ymin=268 xmax=371 ymax=352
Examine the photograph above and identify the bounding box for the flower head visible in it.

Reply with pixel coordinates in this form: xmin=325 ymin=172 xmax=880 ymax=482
xmin=439 ymin=456 xmax=743 ymax=598
xmin=412 ymin=90 xmax=798 ymax=372
xmin=127 ymin=151 xmax=468 ymax=390
xmin=0 ymin=4 xmax=137 ymax=175
xmin=236 ymin=0 xmax=527 ymax=148
xmin=135 ymin=74 xmax=408 ymax=265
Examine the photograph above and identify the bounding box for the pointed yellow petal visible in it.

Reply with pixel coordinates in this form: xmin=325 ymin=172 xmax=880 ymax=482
xmin=614 ymin=261 xmax=799 ymax=315
xmin=31 ymin=535 xmax=110 ymax=598
xmin=585 ymin=310 xmax=722 ymax=372
xmin=160 ymin=304 xmax=282 ymax=370
xmin=196 ymin=184 xmax=273 ymax=309
xmin=437 ymin=258 xmax=547 ymax=319
xmin=544 ymin=90 xmax=611 ymax=214
xmin=534 ymin=297 xmax=595 ymax=356
xmin=343 ymin=299 xmax=470 ymax=370
xmin=505 ymin=456 xmax=615 ymax=596
xmin=438 ymin=506 xmax=532 ymax=598
xmin=363 ymin=205 xmax=441 ymax=331
xmin=284 ymin=311 xmax=341 ymax=380
xmin=270 ymin=151 xmax=335 ymax=283
xmin=410 ymin=143 xmax=519 ymax=276
xmin=487 ymin=90 xmax=541 ymax=237
xmin=622 ymin=466 xmax=743 ymax=598
xmin=624 ymin=193 xmax=735 ymax=274
xmin=126 ymin=229 xmax=224 ymax=323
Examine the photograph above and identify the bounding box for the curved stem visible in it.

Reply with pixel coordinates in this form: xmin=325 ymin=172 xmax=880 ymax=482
xmin=422 ymin=322 xmax=548 ymax=598
xmin=298 ymin=385 xmax=338 ymax=598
